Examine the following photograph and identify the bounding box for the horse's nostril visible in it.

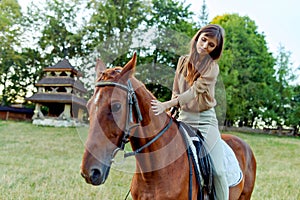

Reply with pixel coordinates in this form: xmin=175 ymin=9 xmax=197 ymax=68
xmin=90 ymin=168 xmax=102 ymax=185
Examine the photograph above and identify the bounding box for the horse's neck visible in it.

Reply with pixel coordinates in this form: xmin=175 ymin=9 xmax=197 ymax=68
xmin=131 ymin=113 xmax=186 ymax=174
xmin=131 ymin=111 xmax=169 ymax=150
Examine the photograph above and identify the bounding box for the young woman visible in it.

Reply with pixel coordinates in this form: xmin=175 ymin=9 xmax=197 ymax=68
xmin=151 ymin=24 xmax=228 ymax=199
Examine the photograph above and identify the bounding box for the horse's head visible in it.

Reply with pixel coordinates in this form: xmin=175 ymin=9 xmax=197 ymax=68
xmin=81 ymin=53 xmax=150 ymax=185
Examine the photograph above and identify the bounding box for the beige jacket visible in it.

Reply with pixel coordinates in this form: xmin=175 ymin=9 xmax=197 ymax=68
xmin=172 ymin=55 xmax=219 ymax=112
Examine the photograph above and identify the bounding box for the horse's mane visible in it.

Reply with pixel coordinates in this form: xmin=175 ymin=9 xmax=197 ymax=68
xmin=96 ymin=66 xmax=123 ymax=82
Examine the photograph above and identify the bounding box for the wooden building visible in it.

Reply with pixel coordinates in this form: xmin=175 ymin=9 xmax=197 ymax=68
xmin=0 ymin=106 xmax=33 ymax=121
xmin=26 ymin=59 xmax=87 ymax=126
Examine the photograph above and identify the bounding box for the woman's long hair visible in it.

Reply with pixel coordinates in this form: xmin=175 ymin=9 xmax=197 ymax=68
xmin=184 ymin=24 xmax=225 ymax=85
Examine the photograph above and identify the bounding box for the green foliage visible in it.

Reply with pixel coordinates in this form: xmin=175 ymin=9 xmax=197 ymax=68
xmin=284 ymin=82 xmax=300 ymax=134
xmin=83 ymin=0 xmax=148 ymax=61
xmin=79 ymin=0 xmax=149 ymax=95
xmin=0 ymin=0 xmax=23 ymax=105
xmin=25 ymin=0 xmax=83 ymax=63
xmin=1 ymin=50 xmax=43 ymax=104
xmin=0 ymin=0 xmax=21 ymax=27
xmin=268 ymin=45 xmax=295 ymax=127
xmin=136 ymin=0 xmax=196 ymax=102
xmin=212 ymin=14 xmax=277 ymax=127
xmin=79 ymin=0 xmax=197 ymax=101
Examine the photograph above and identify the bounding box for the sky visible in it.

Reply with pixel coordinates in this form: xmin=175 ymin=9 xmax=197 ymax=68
xmin=187 ymin=0 xmax=300 ymax=84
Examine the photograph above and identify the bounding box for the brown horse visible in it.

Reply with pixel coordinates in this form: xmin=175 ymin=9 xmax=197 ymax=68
xmin=81 ymin=53 xmax=256 ymax=200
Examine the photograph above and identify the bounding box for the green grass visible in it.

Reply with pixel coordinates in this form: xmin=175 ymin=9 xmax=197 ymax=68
xmin=0 ymin=120 xmax=299 ymax=199
xmin=228 ymin=132 xmax=300 ymax=199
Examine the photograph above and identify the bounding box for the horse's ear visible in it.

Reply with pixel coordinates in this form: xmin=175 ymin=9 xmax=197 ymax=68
xmin=120 ymin=52 xmax=137 ymax=79
xmin=95 ymin=58 xmax=106 ymax=78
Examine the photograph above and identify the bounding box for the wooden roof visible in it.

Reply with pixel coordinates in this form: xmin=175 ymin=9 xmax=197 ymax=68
xmin=26 ymin=59 xmax=88 ymax=107
xmin=26 ymin=93 xmax=87 ymax=107
xmin=43 ymin=59 xmax=82 ymax=76
xmin=35 ymin=77 xmax=87 ymax=93
xmin=0 ymin=106 xmax=34 ymax=114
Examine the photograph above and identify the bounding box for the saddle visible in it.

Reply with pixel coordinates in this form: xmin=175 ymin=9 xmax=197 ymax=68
xmin=178 ymin=121 xmax=215 ymax=199
xmin=177 ymin=120 xmax=243 ymax=199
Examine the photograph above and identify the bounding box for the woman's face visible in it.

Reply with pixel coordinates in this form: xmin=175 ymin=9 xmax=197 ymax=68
xmin=196 ymin=32 xmax=217 ymax=55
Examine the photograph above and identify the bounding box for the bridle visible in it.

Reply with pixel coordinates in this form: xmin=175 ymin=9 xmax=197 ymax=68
xmin=95 ymin=79 xmax=172 ymax=162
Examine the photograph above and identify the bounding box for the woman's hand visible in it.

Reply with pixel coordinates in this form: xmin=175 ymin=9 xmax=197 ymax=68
xmin=151 ymin=100 xmax=168 ymax=115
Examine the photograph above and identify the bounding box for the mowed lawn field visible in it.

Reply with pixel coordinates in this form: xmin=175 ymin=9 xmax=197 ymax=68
xmin=1 ymin=120 xmax=299 ymax=200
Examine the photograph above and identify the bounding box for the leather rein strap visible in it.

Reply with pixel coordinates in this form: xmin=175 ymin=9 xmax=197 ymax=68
xmin=124 ymin=118 xmax=173 ymax=158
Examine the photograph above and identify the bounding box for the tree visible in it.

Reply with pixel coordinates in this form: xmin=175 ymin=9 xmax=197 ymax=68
xmin=13 ymin=0 xmax=86 ymax=104
xmin=138 ymin=0 xmax=196 ymax=101
xmin=285 ymin=84 xmax=300 ymax=135
xmin=82 ymin=0 xmax=148 ymax=62
xmin=290 ymin=85 xmax=300 ymax=135
xmin=79 ymin=0 xmax=149 ymax=95
xmin=0 ymin=0 xmax=23 ymax=105
xmin=17 ymin=0 xmax=198 ymax=102
xmin=24 ymin=0 xmax=83 ymax=65
xmin=273 ymin=45 xmax=299 ymax=132
xmin=197 ymin=0 xmax=209 ymax=28
xmin=212 ymin=14 xmax=276 ymax=127
xmin=268 ymin=45 xmax=294 ymax=127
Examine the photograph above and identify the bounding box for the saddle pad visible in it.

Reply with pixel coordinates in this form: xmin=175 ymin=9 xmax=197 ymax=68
xmin=178 ymin=121 xmax=242 ymax=188
xmin=222 ymin=140 xmax=243 ymax=187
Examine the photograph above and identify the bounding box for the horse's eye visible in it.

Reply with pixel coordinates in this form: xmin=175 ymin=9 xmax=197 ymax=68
xmin=111 ymin=103 xmax=121 ymax=112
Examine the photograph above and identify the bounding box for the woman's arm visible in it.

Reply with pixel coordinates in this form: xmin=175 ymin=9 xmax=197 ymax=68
xmin=151 ymin=60 xmax=218 ymax=115
xmin=151 ymin=98 xmax=179 ymax=115
xmin=151 ymin=56 xmax=185 ymax=115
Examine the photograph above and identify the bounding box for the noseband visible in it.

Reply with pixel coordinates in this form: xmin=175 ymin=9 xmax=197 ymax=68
xmin=95 ymin=79 xmax=172 ymax=162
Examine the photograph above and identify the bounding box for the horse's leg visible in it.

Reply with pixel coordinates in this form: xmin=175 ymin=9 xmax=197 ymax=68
xmin=229 ymin=180 xmax=244 ymax=200
xmin=238 ymin=145 xmax=256 ymax=200
xmin=233 ymin=136 xmax=256 ymax=200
